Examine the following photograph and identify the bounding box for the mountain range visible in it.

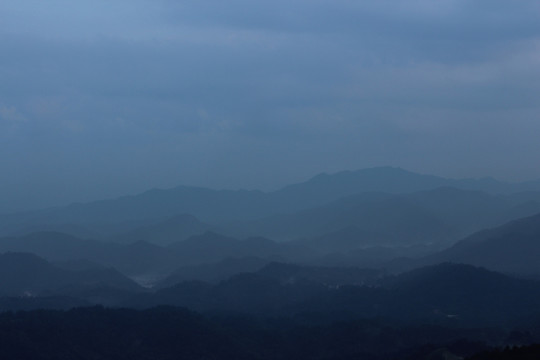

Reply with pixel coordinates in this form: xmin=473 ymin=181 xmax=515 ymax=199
xmin=3 ymin=167 xmax=540 ymax=239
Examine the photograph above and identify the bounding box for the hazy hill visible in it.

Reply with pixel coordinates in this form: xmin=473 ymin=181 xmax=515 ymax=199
xmin=156 ymin=257 xmax=271 ymax=287
xmin=0 ymin=186 xmax=268 ymax=233
xmin=256 ymin=262 xmax=385 ymax=287
xmin=0 ymin=232 xmax=178 ymax=278
xmin=425 ymin=213 xmax=540 ymax=275
xmin=0 ymin=252 xmax=141 ymax=297
xmin=0 ymin=231 xmax=309 ymax=282
xmin=167 ymin=231 xmax=306 ymax=266
xmin=114 ymin=214 xmax=212 ymax=245
xmin=3 ymin=167 xmax=540 ymax=238
xmin=271 ymin=167 xmax=540 ymax=210
xmin=224 ymin=192 xmax=452 ymax=243
xmin=0 ymin=231 xmax=116 ymax=261
xmin=224 ymin=187 xmax=540 ymax=249
xmin=406 ymin=187 xmax=512 ymax=235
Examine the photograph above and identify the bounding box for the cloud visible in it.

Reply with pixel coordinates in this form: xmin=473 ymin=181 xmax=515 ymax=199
xmin=1 ymin=0 xmax=540 ymax=211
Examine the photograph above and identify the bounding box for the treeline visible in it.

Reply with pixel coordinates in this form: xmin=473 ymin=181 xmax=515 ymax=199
xmin=0 ymin=306 xmax=505 ymax=360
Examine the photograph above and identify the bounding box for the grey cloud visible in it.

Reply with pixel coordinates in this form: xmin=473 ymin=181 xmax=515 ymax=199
xmin=1 ymin=0 xmax=540 ymax=212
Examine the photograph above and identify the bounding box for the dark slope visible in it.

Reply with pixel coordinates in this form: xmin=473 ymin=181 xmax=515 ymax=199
xmin=0 ymin=307 xmax=249 ymax=360
xmin=1 ymin=259 xmax=539 ymax=328
xmin=0 ymin=306 xmax=506 ymax=360
xmin=470 ymin=344 xmax=540 ymax=360
xmin=401 ymin=264 xmax=540 ymax=322
xmin=426 ymin=213 xmax=540 ymax=275
xmin=131 ymin=263 xmax=540 ymax=327
xmin=299 ymin=263 xmax=540 ymax=326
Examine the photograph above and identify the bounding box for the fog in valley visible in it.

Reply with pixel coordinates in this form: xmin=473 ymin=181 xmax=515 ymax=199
xmin=2 ymin=1 xmax=540 ymax=359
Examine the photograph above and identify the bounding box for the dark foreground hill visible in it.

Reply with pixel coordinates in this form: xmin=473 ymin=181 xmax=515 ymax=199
xmin=0 ymin=256 xmax=537 ymax=328
xmin=126 ymin=263 xmax=540 ymax=327
xmin=0 ymin=306 xmax=514 ymax=360
xmin=0 ymin=260 xmax=540 ymax=360
xmin=469 ymin=344 xmax=540 ymax=360
xmin=0 ymin=307 xmax=247 ymax=360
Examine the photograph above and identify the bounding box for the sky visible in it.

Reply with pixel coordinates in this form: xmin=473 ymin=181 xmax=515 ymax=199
xmin=1 ymin=0 xmax=540 ymax=212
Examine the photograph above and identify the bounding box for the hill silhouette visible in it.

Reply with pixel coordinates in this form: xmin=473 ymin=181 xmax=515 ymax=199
xmin=426 ymin=213 xmax=540 ymax=275
xmin=3 ymin=167 xmax=540 ymax=239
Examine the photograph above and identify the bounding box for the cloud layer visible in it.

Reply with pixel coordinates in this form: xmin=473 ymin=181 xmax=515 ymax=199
xmin=1 ymin=0 xmax=540 ymax=211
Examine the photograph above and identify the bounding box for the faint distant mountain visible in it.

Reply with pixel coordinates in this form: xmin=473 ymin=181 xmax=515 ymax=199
xmin=0 ymin=231 xmax=115 ymax=261
xmin=167 ymin=231 xmax=304 ymax=266
xmin=271 ymin=167 xmax=540 ymax=210
xmin=115 ymin=214 xmax=212 ymax=245
xmin=225 ymin=187 xmax=540 ymax=247
xmin=2 ymin=223 xmax=101 ymax=240
xmin=224 ymin=192 xmax=451 ymax=243
xmin=3 ymin=167 xmax=540 ymax=236
xmin=0 ymin=252 xmax=141 ymax=297
xmin=406 ymin=187 xmax=512 ymax=234
xmin=0 ymin=186 xmax=268 ymax=229
xmin=424 ymin=212 xmax=540 ymax=275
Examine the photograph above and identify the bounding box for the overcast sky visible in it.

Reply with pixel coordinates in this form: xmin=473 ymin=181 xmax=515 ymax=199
xmin=1 ymin=0 xmax=540 ymax=212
